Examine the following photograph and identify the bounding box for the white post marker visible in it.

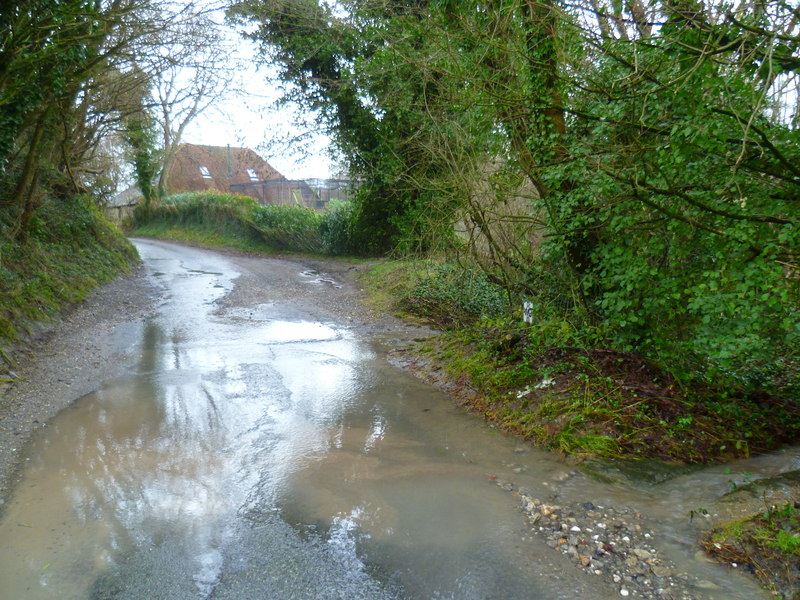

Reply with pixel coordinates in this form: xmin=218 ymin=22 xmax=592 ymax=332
xmin=523 ymin=301 xmax=534 ymax=324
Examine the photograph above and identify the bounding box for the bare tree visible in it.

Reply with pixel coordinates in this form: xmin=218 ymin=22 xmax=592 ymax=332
xmin=143 ymin=6 xmax=238 ymax=198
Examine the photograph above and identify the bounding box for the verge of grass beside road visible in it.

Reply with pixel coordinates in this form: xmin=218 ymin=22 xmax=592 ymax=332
xmin=130 ymin=191 xmax=329 ymax=256
xmin=356 ymin=260 xmax=800 ymax=464
xmin=129 ymin=222 xmax=277 ymax=255
xmin=0 ymin=195 xmax=137 ymax=374
xmin=703 ymin=500 xmax=800 ymax=600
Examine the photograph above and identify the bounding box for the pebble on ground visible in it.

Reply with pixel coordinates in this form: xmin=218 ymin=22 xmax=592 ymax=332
xmin=494 ymin=478 xmax=704 ymax=600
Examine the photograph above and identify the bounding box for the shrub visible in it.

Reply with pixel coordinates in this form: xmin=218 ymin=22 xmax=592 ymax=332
xmin=320 ymin=199 xmax=356 ymax=255
xmin=162 ymin=190 xmax=258 ymax=211
xmin=400 ymin=264 xmax=509 ymax=327
xmin=247 ymin=203 xmax=323 ymax=253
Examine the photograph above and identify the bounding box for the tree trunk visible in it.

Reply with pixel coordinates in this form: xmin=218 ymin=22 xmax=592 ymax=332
xmin=12 ymin=110 xmax=48 ymax=243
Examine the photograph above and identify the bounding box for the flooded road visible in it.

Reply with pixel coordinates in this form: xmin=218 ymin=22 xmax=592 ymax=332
xmin=0 ymin=240 xmax=794 ymax=599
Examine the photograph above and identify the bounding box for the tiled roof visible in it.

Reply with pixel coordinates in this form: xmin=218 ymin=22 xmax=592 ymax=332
xmin=167 ymin=144 xmax=285 ymax=193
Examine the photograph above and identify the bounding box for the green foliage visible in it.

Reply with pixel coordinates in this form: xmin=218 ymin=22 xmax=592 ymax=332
xmin=228 ymin=1 xmax=473 ymax=255
xmin=134 ymin=191 xmax=270 ymax=250
xmin=401 ymin=265 xmax=509 ymax=328
xmin=0 ymin=1 xmax=104 ymax=169
xmin=319 ymin=199 xmax=356 ymax=256
xmin=123 ymin=114 xmax=161 ymax=209
xmin=248 ymin=204 xmax=323 ymax=253
xmin=410 ymin=315 xmax=800 ymax=462
xmin=134 ymin=191 xmax=327 ymax=255
xmin=705 ymin=501 xmax=800 ymax=598
xmin=162 ymin=190 xmax=259 ymax=211
xmin=0 ymin=193 xmax=137 ymax=359
xmin=232 ymin=0 xmax=800 ymax=398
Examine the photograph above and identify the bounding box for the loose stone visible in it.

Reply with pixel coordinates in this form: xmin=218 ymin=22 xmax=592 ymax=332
xmin=510 ymin=486 xmax=701 ymax=600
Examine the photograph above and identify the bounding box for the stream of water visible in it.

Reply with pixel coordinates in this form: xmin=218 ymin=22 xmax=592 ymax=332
xmin=0 ymin=239 xmax=795 ymax=600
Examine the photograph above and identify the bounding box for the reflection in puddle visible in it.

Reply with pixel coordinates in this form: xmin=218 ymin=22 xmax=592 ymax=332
xmin=0 ymin=241 xmax=372 ymax=600
xmin=0 ymin=240 xmax=787 ymax=600
xmin=260 ymin=320 xmax=341 ymax=343
xmin=300 ymin=269 xmax=343 ymax=288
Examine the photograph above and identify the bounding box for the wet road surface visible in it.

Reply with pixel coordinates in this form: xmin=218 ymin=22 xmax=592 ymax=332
xmin=0 ymin=239 xmax=790 ymax=599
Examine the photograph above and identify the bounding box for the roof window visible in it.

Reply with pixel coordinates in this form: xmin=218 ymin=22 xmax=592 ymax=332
xmin=246 ymin=168 xmax=259 ymax=181
xmin=199 ymin=166 xmax=212 ymax=179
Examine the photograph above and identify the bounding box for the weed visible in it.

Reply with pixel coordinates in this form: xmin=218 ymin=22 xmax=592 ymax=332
xmin=0 ymin=194 xmax=137 ymax=368
xmin=703 ymin=501 xmax=800 ymax=599
xmin=400 ymin=264 xmax=509 ymax=328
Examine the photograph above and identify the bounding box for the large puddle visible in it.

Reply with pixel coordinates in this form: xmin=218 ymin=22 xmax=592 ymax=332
xmin=0 ymin=239 xmax=795 ymax=599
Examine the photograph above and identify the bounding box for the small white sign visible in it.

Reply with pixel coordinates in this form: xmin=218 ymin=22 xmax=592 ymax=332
xmin=523 ymin=301 xmax=534 ymax=323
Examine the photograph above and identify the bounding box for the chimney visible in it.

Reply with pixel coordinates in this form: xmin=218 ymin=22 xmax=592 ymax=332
xmin=226 ymin=144 xmax=232 ymax=180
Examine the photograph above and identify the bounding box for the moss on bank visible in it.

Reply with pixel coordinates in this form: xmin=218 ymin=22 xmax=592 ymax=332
xmin=0 ymin=194 xmax=137 ymax=372
xmin=410 ymin=329 xmax=800 ymax=462
xmin=703 ymin=499 xmax=800 ymax=600
xmin=355 ymin=258 xmax=799 ymax=599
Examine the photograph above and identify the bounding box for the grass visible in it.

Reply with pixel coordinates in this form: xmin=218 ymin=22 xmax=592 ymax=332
xmin=703 ymin=502 xmax=800 ymax=599
xmin=355 ymin=259 xmax=512 ymax=327
xmin=410 ymin=323 xmax=800 ymax=462
xmin=355 ymin=260 xmax=430 ymax=317
xmin=130 ymin=222 xmax=277 ymax=255
xmin=353 ymin=258 xmax=800 ymax=464
xmin=0 ymin=194 xmax=138 ymax=369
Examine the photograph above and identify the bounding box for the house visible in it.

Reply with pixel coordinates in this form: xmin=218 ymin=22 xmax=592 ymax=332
xmin=106 ymin=143 xmax=328 ymax=220
xmin=104 ymin=185 xmax=141 ymax=226
xmin=164 ymin=143 xmax=285 ymax=195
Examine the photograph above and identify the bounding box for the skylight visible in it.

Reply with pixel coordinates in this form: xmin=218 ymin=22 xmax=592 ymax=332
xmin=199 ymin=166 xmax=212 ymax=179
xmin=246 ymin=168 xmax=259 ymax=181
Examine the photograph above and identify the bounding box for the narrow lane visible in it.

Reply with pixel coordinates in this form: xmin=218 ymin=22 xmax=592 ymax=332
xmin=0 ymin=240 xmax=779 ymax=600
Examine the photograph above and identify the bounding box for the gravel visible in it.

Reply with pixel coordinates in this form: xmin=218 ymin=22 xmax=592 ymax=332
xmin=0 ymin=264 xmax=157 ymax=506
xmin=488 ymin=476 xmax=736 ymax=600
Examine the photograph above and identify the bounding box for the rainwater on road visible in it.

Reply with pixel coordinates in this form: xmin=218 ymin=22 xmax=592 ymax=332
xmin=0 ymin=240 xmax=794 ymax=599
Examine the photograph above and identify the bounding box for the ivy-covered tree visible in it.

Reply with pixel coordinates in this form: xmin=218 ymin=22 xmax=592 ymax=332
xmin=233 ymin=0 xmax=798 ymax=392
xmin=0 ymin=1 xmax=230 ymax=238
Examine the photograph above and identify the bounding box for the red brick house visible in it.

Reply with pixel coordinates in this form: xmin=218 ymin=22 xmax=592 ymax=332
xmin=164 ymin=143 xmax=285 ymax=194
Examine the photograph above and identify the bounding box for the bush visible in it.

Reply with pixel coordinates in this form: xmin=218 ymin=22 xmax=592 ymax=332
xmin=400 ymin=264 xmax=509 ymax=327
xmin=162 ymin=190 xmax=259 ymax=211
xmin=320 ymin=199 xmax=356 ymax=255
xmin=248 ymin=204 xmax=323 ymax=253
xmin=134 ymin=192 xmax=326 ymax=254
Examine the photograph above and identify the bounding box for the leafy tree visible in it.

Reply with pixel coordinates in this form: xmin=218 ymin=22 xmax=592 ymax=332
xmin=0 ymin=1 xmax=231 ymax=237
xmin=228 ymin=0 xmax=457 ymax=253
xmin=123 ymin=113 xmax=161 ymax=210
xmin=0 ymin=0 xmax=108 ymax=241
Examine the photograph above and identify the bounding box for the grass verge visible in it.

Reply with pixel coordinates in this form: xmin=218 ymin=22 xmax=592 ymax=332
xmin=130 ymin=191 xmax=327 ymax=255
xmin=355 ymin=260 xmax=799 ymax=463
xmin=411 ymin=326 xmax=799 ymax=462
xmin=129 ymin=222 xmax=277 ymax=255
xmin=702 ymin=501 xmax=800 ymax=599
xmin=357 ymin=257 xmax=800 ymax=597
xmin=0 ymin=194 xmax=138 ymax=371
xmin=356 ymin=257 xmax=799 ymax=598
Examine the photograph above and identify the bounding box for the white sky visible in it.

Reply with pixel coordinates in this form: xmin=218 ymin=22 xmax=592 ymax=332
xmin=181 ymin=12 xmax=335 ymax=180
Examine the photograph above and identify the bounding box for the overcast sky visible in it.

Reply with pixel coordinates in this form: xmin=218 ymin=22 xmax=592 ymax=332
xmin=180 ymin=10 xmax=335 ymax=180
